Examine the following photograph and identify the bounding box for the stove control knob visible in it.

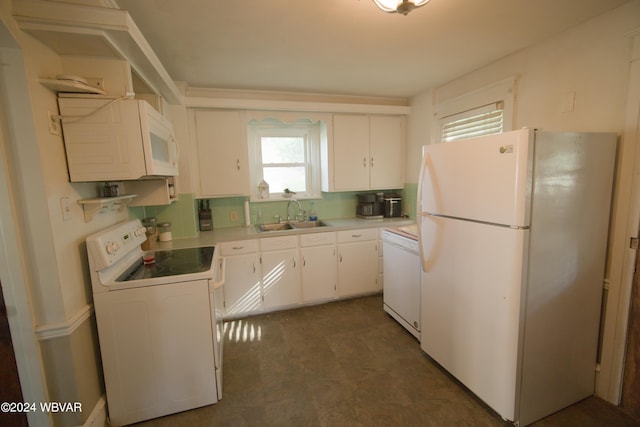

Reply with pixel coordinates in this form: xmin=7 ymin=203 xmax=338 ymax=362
xmin=135 ymin=226 xmax=146 ymax=237
xmin=106 ymin=241 xmax=119 ymax=254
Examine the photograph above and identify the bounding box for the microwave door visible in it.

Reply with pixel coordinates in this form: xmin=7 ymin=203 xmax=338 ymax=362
xmin=139 ymin=101 xmax=179 ymax=177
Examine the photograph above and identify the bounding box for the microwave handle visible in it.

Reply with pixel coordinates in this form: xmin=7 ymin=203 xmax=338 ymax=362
xmin=171 ymin=133 xmax=180 ymax=164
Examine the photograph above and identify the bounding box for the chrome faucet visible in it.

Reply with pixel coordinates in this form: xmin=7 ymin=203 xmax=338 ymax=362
xmin=286 ymin=198 xmax=304 ymax=222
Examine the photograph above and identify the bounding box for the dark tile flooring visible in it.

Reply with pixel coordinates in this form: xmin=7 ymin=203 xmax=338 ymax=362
xmin=132 ymin=295 xmax=639 ymax=427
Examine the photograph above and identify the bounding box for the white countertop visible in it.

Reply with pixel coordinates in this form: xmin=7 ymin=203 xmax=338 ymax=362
xmin=152 ymin=217 xmax=415 ymax=251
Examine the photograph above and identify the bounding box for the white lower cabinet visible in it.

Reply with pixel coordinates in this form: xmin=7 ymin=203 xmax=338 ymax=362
xmin=260 ymin=236 xmax=301 ymax=310
xmin=219 ymin=240 xmax=262 ymax=317
xmin=300 ymin=232 xmax=337 ymax=303
xmin=337 ymin=228 xmax=379 ymax=297
xmin=220 ymin=227 xmax=382 ymax=318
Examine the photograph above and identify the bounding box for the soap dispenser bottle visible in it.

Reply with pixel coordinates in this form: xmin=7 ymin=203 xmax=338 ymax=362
xmin=309 ymin=202 xmax=318 ymax=221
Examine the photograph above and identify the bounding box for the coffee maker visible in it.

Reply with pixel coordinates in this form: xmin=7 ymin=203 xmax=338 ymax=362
xmin=383 ymin=193 xmax=403 ymax=218
xmin=356 ymin=193 xmax=384 ymax=219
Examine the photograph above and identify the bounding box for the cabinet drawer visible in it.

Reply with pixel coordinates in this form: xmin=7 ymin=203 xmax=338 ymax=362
xmin=220 ymin=239 xmax=259 ymax=255
xmin=300 ymin=232 xmax=337 ymax=247
xmin=260 ymin=235 xmax=297 ymax=251
xmin=337 ymin=228 xmax=379 ymax=243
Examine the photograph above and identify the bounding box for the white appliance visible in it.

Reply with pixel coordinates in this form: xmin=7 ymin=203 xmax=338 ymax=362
xmin=382 ymin=225 xmax=421 ymax=340
xmin=87 ymin=220 xmax=224 ymax=426
xmin=417 ymin=129 xmax=616 ymax=426
xmin=58 ymin=95 xmax=179 ymax=182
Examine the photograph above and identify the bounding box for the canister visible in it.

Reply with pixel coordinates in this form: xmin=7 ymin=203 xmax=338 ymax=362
xmin=158 ymin=222 xmax=172 ymax=242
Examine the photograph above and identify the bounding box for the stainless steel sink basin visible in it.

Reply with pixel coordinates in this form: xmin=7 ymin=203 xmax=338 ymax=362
xmin=291 ymin=221 xmax=328 ymax=229
xmin=257 ymin=223 xmax=294 ymax=232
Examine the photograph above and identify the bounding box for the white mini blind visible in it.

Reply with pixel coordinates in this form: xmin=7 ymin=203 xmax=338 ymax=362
xmin=440 ymin=102 xmax=504 ymax=143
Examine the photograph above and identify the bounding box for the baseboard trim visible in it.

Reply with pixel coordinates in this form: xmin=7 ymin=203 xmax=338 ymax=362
xmin=82 ymin=396 xmax=107 ymax=427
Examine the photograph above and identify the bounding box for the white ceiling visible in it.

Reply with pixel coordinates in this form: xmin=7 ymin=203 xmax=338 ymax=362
xmin=114 ymin=0 xmax=629 ymax=99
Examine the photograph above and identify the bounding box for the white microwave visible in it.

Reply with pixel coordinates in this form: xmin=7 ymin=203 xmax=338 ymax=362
xmin=58 ymin=96 xmax=179 ymax=182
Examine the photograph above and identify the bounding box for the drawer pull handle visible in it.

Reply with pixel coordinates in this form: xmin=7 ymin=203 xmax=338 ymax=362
xmin=352 ymin=234 xmax=362 ymax=238
xmin=232 ymin=246 xmax=244 ymax=250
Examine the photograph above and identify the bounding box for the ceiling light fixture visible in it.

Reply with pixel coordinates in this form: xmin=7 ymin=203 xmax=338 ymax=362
xmin=372 ymin=0 xmax=430 ymax=15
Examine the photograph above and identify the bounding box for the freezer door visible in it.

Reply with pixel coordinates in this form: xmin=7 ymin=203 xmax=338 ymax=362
xmin=419 ymin=128 xmax=532 ymax=227
xmin=420 ymin=214 xmax=528 ymax=422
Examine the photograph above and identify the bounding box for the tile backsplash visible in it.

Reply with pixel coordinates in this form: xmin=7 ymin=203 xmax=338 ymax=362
xmin=130 ymin=185 xmax=417 ymax=238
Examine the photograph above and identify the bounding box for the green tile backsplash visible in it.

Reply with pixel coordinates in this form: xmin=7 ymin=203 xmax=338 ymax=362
xmin=129 ymin=185 xmax=418 ymax=238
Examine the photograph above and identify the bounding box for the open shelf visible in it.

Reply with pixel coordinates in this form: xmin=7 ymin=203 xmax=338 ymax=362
xmin=39 ymin=78 xmax=107 ymax=95
xmin=77 ymin=194 xmax=137 ymax=221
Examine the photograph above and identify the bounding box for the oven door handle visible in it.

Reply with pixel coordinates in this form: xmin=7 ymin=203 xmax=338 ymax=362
xmin=213 ymin=257 xmax=226 ymax=289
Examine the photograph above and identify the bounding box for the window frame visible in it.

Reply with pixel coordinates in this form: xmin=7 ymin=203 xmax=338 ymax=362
xmin=247 ymin=117 xmax=322 ymax=201
xmin=432 ymin=76 xmax=515 ymax=144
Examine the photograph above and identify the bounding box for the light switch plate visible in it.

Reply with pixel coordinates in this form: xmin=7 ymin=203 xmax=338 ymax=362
xmin=60 ymin=197 xmax=72 ymax=221
xmin=48 ymin=111 xmax=61 ymax=135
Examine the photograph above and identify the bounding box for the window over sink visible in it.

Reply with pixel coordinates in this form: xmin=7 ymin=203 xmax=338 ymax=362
xmin=247 ymin=114 xmax=326 ymax=201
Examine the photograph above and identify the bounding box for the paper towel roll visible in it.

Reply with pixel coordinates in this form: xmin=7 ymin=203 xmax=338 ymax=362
xmin=244 ymin=199 xmax=251 ymax=226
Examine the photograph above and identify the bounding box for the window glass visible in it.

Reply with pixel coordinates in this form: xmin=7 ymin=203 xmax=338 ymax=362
xmin=247 ymin=117 xmax=322 ymax=200
xmin=261 ymin=137 xmax=305 ymax=163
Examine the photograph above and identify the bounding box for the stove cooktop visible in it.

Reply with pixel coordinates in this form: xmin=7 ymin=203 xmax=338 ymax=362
xmin=116 ymin=246 xmax=215 ymax=282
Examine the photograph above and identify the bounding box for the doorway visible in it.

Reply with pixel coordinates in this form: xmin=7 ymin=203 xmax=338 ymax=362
xmin=0 ymin=280 xmax=27 ymax=427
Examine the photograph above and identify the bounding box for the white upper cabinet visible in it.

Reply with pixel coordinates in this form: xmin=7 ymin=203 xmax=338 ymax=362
xmin=324 ymin=114 xmax=406 ymax=191
xmin=369 ymin=115 xmax=406 ymax=190
xmin=332 ymin=114 xmax=370 ymax=191
xmin=194 ymin=110 xmax=250 ymax=197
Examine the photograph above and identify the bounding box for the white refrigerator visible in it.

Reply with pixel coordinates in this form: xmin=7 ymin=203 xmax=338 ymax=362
xmin=417 ymin=128 xmax=616 ymax=426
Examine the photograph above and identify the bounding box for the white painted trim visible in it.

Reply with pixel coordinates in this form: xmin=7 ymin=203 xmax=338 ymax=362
xmin=185 ymin=96 xmax=411 ymax=115
xmin=0 ymin=37 xmax=50 ymax=427
xmin=82 ymin=396 xmax=107 ymax=427
xmin=597 ymin=27 xmax=640 ymax=404
xmin=34 ymin=304 xmax=94 ymax=341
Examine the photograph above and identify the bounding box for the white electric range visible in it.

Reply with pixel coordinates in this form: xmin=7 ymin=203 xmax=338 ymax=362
xmin=86 ymin=219 xmax=225 ymax=426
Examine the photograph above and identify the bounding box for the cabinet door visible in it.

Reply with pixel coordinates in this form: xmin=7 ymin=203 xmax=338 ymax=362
xmin=261 ymin=249 xmax=301 ymax=310
xmin=301 ymin=245 xmax=337 ymax=302
xmin=369 ymin=115 xmax=406 ymax=189
xmin=223 ymin=253 xmax=262 ymax=317
xmin=337 ymin=240 xmax=379 ymax=297
xmin=333 ymin=114 xmax=370 ymax=190
xmin=194 ymin=110 xmax=249 ymax=197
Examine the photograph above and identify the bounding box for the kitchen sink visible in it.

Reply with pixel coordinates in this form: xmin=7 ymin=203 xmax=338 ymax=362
xmin=256 ymin=221 xmax=329 ymax=232
xmin=257 ymin=223 xmax=294 ymax=232
xmin=291 ymin=221 xmax=328 ymax=229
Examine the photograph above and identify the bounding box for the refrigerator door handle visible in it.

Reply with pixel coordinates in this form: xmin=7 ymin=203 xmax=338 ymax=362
xmin=417 ymin=149 xmax=429 ymax=272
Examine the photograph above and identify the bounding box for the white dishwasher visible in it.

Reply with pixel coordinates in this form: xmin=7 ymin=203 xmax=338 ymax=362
xmin=382 ymin=225 xmax=421 ymax=340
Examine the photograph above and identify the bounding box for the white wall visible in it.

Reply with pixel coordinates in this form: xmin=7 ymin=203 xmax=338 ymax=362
xmin=407 ymin=0 xmax=640 ymax=403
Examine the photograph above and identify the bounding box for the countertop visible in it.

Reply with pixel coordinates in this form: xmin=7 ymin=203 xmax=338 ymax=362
xmin=152 ymin=217 xmax=415 ymax=251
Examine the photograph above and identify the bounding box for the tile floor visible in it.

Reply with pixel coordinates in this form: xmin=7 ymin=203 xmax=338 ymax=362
xmin=131 ymin=295 xmax=639 ymax=427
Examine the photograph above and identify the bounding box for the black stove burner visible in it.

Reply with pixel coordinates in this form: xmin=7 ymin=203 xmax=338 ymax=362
xmin=116 ymin=246 xmax=215 ymax=282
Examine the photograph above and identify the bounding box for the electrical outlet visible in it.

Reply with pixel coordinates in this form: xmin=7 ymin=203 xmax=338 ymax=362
xmin=86 ymin=77 xmax=105 ymax=90
xmin=48 ymin=111 xmax=60 ymax=135
xmin=229 ymin=211 xmax=238 ymax=222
